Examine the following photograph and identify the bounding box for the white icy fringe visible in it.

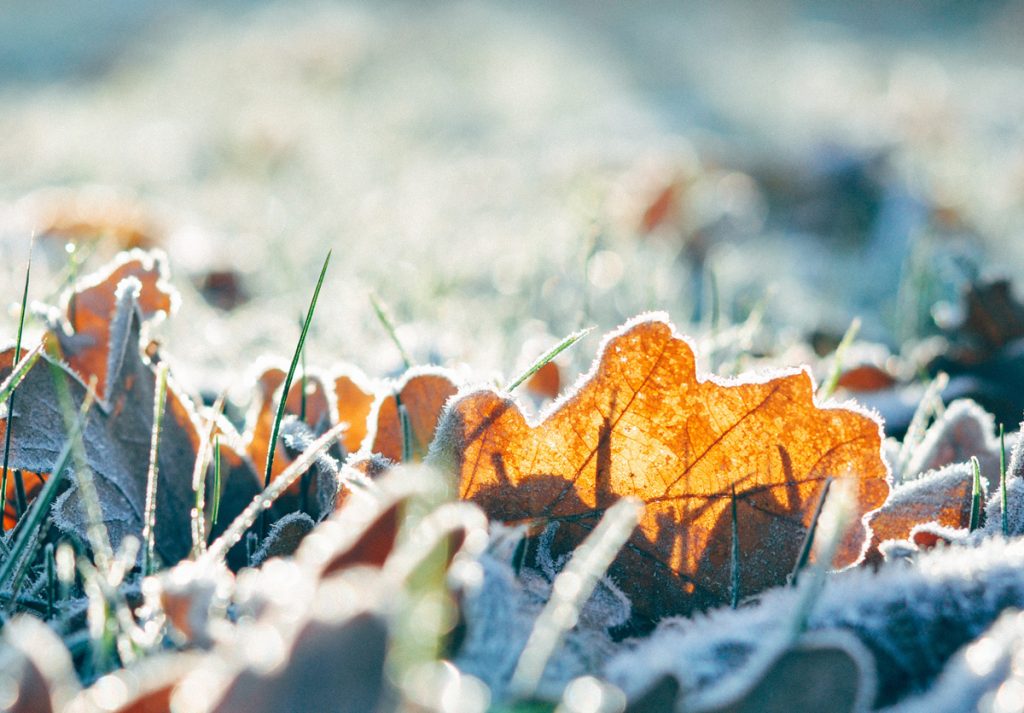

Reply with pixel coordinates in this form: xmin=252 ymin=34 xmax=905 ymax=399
xmin=604 ymin=535 xmax=1024 ymax=709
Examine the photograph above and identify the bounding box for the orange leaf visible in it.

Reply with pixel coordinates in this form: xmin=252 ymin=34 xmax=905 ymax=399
xmin=434 ymin=316 xmax=889 ymax=620
xmin=332 ymin=367 xmax=375 ymax=455
xmin=55 ymin=249 xmax=177 ymax=400
xmin=368 ymin=369 xmax=458 ymax=462
xmin=243 ymin=366 xmax=334 ymax=482
xmin=862 ymin=463 xmax=979 ymax=563
xmin=525 ymin=360 xmax=561 ymax=400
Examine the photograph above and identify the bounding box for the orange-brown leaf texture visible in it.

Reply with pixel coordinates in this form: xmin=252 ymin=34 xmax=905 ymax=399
xmin=434 ymin=315 xmax=889 ymax=620
xmin=370 ymin=370 xmax=458 ymax=462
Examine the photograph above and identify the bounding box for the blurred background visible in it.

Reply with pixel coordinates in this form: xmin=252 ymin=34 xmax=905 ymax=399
xmin=2 ymin=0 xmax=1024 ymax=401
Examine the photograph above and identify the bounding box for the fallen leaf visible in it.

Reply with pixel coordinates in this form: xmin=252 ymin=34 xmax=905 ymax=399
xmin=195 ymin=269 xmax=250 ymax=311
xmin=368 ymin=368 xmax=458 ymax=462
xmin=53 ymin=249 xmax=177 ymax=401
xmin=2 ymin=264 xmax=256 ymax=564
xmin=242 ymin=366 xmax=336 ymax=496
xmin=526 ymin=360 xmax=561 ymax=400
xmin=23 ymin=186 xmax=161 ymax=252
xmin=836 ymin=364 xmax=897 ymax=393
xmin=433 ymin=315 xmax=889 ymax=620
xmin=688 ymin=631 xmax=875 ymax=713
xmin=333 ymin=368 xmax=376 ymax=454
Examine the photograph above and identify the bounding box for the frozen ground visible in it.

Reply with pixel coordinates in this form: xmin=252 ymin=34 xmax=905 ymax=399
xmin=2 ymin=0 xmax=1024 ymax=398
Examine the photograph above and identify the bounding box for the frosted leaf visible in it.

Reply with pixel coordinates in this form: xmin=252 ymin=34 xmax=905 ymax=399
xmin=454 ymin=535 xmax=627 ymax=702
xmin=605 ymin=536 xmax=1024 ymax=709
xmin=878 ymin=610 xmax=1024 ymax=713
xmin=903 ymin=399 xmax=1000 ymax=481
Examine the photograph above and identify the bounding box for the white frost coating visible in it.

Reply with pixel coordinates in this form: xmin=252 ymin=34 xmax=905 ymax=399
xmin=903 ymin=399 xmax=1002 ymax=484
xmin=454 ymin=530 xmax=630 ymax=703
xmin=879 ymin=610 xmax=1024 ymax=713
xmin=604 ymin=536 xmax=1024 ymax=709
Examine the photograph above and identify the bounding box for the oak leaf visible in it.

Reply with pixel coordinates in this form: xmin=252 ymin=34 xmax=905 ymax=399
xmin=433 ymin=315 xmax=889 ymax=620
xmin=1 ymin=255 xmax=258 ymax=563
xmin=367 ymin=369 xmax=458 ymax=462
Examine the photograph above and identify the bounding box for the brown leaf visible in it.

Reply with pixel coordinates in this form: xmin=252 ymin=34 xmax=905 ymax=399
xmin=526 ymin=360 xmax=561 ymax=400
xmin=25 ymin=186 xmax=161 ymax=252
xmin=434 ymin=316 xmax=889 ymax=620
xmin=836 ymin=364 xmax=897 ymax=393
xmin=688 ymin=631 xmax=875 ymax=713
xmin=333 ymin=367 xmax=376 ymax=454
xmin=1 ymin=256 xmax=256 ymax=563
xmin=369 ymin=369 xmax=458 ymax=462
xmin=55 ymin=249 xmax=177 ymax=401
xmin=864 ymin=462 xmax=980 ymax=563
xmin=242 ymin=366 xmax=336 ymax=497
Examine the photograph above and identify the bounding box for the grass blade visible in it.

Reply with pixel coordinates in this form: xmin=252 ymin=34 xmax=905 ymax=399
xmin=1000 ymin=423 xmax=1008 ymax=536
xmin=506 ymin=327 xmax=592 ymax=393
xmin=969 ymin=456 xmax=983 ymax=532
xmin=895 ymin=371 xmax=949 ymax=483
xmin=260 ymin=251 xmax=331 ymax=537
xmin=205 ymin=421 xmax=347 ymax=564
xmin=1 ymin=242 xmax=33 ymax=530
xmin=790 ymin=477 xmax=833 ymax=586
xmin=0 ymin=344 xmax=43 ymax=408
xmin=370 ymin=292 xmax=412 ymax=369
xmin=190 ymin=395 xmax=226 ymax=557
xmin=211 ymin=435 xmax=222 ymax=526
xmin=817 ymin=317 xmax=861 ymax=400
xmin=509 ymin=497 xmax=641 ymax=699
xmin=142 ymin=364 xmax=169 ymax=576
xmin=730 ymin=484 xmax=740 ymax=609
xmin=398 ymin=399 xmax=413 ymax=463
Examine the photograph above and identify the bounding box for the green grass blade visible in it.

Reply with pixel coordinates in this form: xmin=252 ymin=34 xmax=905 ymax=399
xmin=205 ymin=421 xmax=347 ymax=564
xmin=142 ymin=364 xmax=169 ymax=576
xmin=0 ymin=343 xmax=42 ymax=408
xmin=259 ymin=251 xmax=331 ymax=537
xmin=970 ymin=456 xmax=982 ymax=532
xmin=506 ymin=327 xmax=592 ymax=393
xmin=817 ymin=317 xmax=861 ymax=400
xmin=730 ymin=484 xmax=740 ymax=609
xmin=370 ymin=292 xmax=412 ymax=369
xmin=1 ymin=243 xmax=33 ymax=530
xmin=1000 ymin=423 xmax=1008 ymax=536
xmin=190 ymin=395 xmax=226 ymax=557
xmin=398 ymin=399 xmax=413 ymax=462
xmin=211 ymin=435 xmax=222 ymax=526
xmin=790 ymin=477 xmax=833 ymax=586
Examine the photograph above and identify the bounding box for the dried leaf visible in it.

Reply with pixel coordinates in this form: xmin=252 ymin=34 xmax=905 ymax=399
xmin=333 ymin=367 xmax=376 ymax=455
xmin=433 ymin=315 xmax=888 ymax=620
xmin=526 ymin=360 xmax=561 ymax=400
xmin=836 ymin=364 xmax=897 ymax=393
xmin=368 ymin=368 xmax=458 ymax=462
xmin=687 ymin=631 xmax=875 ymax=713
xmin=2 ymin=267 xmax=255 ymax=564
xmin=250 ymin=512 xmax=316 ymax=566
xmin=53 ymin=249 xmax=176 ymax=401
xmin=864 ymin=463 xmax=981 ymax=563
